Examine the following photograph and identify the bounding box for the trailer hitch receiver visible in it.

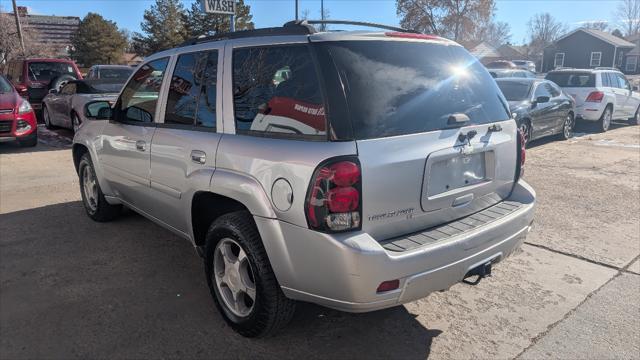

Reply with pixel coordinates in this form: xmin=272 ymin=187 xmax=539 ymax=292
xmin=462 ymin=261 xmax=493 ymax=286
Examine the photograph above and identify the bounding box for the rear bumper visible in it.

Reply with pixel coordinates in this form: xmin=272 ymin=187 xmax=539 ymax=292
xmin=575 ymin=103 xmax=605 ymax=121
xmin=255 ymin=180 xmax=536 ymax=313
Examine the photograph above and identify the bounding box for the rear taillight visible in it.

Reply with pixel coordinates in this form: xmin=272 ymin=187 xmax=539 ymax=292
xmin=585 ymin=91 xmax=604 ymax=102
xmin=14 ymin=85 xmax=28 ymax=99
xmin=516 ymin=129 xmax=526 ymax=180
xmin=306 ymin=157 xmax=362 ymax=232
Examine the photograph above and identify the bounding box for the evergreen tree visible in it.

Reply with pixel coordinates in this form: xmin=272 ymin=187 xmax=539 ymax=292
xmin=71 ymin=13 xmax=127 ymax=66
xmin=184 ymin=0 xmax=254 ymax=38
xmin=132 ymin=0 xmax=189 ymax=56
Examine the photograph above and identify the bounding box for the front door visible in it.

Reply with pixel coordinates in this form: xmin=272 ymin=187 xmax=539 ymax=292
xmin=99 ymin=57 xmax=170 ymax=211
xmin=530 ymin=82 xmax=555 ymax=137
xmin=149 ymin=48 xmax=223 ymax=234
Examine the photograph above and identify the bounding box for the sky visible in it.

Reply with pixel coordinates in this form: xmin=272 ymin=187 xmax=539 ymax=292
xmin=2 ymin=0 xmax=625 ymax=45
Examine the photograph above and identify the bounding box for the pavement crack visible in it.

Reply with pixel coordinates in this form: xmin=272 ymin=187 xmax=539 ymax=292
xmin=524 ymin=241 xmax=622 ymax=272
xmin=513 ymin=271 xmax=625 ymax=359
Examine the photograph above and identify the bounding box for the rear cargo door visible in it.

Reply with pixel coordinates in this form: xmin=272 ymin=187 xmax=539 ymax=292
xmin=319 ymin=39 xmax=516 ymax=240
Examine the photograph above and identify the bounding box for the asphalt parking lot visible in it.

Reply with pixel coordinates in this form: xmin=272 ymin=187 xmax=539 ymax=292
xmin=1 ymin=123 xmax=639 ymax=359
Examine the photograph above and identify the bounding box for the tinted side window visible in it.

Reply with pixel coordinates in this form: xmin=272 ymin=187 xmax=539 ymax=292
xmin=166 ymin=53 xmax=204 ymax=125
xmin=116 ymin=58 xmax=168 ymax=123
xmin=534 ymin=83 xmax=552 ymax=98
xmin=165 ymin=50 xmax=218 ymax=128
xmin=196 ymin=51 xmax=218 ymax=128
xmin=232 ymin=45 xmax=326 ymax=138
xmin=547 ymin=83 xmax=561 ymax=97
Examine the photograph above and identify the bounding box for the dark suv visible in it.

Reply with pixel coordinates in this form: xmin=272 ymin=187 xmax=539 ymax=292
xmin=4 ymin=58 xmax=83 ymax=112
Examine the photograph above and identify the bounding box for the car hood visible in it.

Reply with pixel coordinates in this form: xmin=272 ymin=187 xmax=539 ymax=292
xmin=0 ymin=91 xmax=19 ymax=110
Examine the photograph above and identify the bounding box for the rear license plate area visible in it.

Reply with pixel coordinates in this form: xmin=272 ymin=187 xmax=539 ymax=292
xmin=426 ymin=152 xmax=487 ymax=197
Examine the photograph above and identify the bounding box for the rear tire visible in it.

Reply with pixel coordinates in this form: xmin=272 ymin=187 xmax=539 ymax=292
xmin=204 ymin=211 xmax=296 ymax=337
xmin=78 ymin=153 xmax=121 ymax=222
xmin=43 ymin=106 xmax=55 ymax=129
xmin=628 ymin=107 xmax=639 ymax=125
xmin=559 ymin=113 xmax=574 ymax=140
xmin=598 ymin=106 xmax=612 ymax=132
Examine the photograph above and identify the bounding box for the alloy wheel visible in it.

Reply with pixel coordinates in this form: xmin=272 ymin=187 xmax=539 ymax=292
xmin=213 ymin=238 xmax=257 ymax=318
xmin=563 ymin=114 xmax=574 ymax=139
xmin=520 ymin=122 xmax=530 ymax=145
xmin=82 ymin=165 xmax=98 ymax=212
xmin=72 ymin=114 xmax=80 ymax=133
xmin=603 ymin=108 xmax=612 ymax=131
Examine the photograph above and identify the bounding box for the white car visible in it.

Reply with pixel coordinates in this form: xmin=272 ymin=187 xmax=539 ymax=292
xmin=513 ymin=60 xmax=536 ymax=73
xmin=545 ymin=68 xmax=640 ymax=131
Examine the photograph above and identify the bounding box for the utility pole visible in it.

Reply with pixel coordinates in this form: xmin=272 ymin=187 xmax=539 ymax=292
xmin=11 ymin=0 xmax=26 ymax=56
xmin=295 ymin=0 xmax=298 ymax=21
xmin=321 ymin=0 xmax=324 ymax=21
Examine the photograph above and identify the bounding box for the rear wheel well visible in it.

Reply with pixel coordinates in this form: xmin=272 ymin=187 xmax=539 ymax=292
xmin=72 ymin=144 xmax=88 ymax=173
xmin=192 ymin=192 xmax=249 ymax=247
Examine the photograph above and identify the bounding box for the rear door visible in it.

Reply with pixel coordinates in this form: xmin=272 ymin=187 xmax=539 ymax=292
xmin=610 ymin=72 xmax=629 ymax=118
xmin=99 ymin=57 xmax=169 ymax=211
xmin=149 ymin=47 xmax=223 ymax=234
xmin=615 ymin=73 xmax=634 ymax=116
xmin=318 ymin=39 xmax=516 ymax=240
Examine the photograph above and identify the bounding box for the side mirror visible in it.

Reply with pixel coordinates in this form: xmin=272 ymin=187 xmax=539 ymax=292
xmin=535 ymin=96 xmax=550 ymax=104
xmin=85 ymin=100 xmax=112 ymax=120
xmin=48 ymin=89 xmax=58 ymax=94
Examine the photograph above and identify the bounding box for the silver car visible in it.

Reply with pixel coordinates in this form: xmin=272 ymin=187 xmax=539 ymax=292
xmin=72 ymin=21 xmax=536 ymax=337
xmin=42 ymin=80 xmax=124 ymax=133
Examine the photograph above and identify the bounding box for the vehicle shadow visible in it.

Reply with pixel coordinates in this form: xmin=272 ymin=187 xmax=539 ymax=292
xmin=0 ymin=127 xmax=72 ymax=154
xmin=0 ymin=201 xmax=441 ymax=359
xmin=527 ymin=120 xmax=630 ymax=149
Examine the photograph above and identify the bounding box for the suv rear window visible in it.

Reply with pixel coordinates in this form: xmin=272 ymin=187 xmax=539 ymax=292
xmin=27 ymin=62 xmax=77 ymax=81
xmin=318 ymin=41 xmax=510 ymax=139
xmin=545 ymin=72 xmax=595 ymax=87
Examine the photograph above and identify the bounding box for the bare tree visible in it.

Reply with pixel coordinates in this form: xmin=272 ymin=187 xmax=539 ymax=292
xmin=300 ymin=9 xmax=310 ymax=20
xmin=527 ymin=13 xmax=567 ymax=57
xmin=473 ymin=20 xmax=511 ymax=46
xmin=396 ymin=0 xmax=500 ymax=43
xmin=0 ymin=10 xmax=57 ymax=64
xmin=581 ymin=20 xmax=609 ymax=31
xmin=616 ymin=0 xmax=640 ymax=36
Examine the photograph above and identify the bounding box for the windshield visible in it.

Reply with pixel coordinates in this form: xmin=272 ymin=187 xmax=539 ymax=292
xmin=318 ymin=41 xmax=510 ymax=139
xmin=28 ymin=62 xmax=76 ymax=81
xmin=100 ymin=68 xmax=133 ymax=80
xmin=0 ymin=76 xmax=12 ymax=93
xmin=497 ymin=81 xmax=532 ymax=101
xmin=545 ymin=72 xmax=595 ymax=87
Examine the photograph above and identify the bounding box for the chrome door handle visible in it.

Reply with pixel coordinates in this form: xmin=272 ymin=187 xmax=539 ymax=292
xmin=135 ymin=140 xmax=146 ymax=151
xmin=191 ymin=150 xmax=206 ymax=164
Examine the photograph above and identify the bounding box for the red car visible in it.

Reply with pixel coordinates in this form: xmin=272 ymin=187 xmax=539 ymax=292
xmin=0 ymin=75 xmax=38 ymax=147
xmin=4 ymin=58 xmax=82 ymax=112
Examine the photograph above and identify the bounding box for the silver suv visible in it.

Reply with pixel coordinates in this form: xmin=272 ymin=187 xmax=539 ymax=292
xmin=73 ymin=21 xmax=536 ymax=337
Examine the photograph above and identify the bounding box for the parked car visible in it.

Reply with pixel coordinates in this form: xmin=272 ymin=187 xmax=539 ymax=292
xmin=485 ymin=60 xmax=517 ymax=69
xmin=0 ymin=75 xmax=37 ymax=147
xmin=42 ymin=79 xmax=124 ymax=133
xmin=496 ymin=78 xmax=575 ymax=145
xmin=73 ymin=21 xmax=536 ymax=337
xmin=512 ymin=60 xmax=536 ymax=73
xmin=85 ymin=65 xmax=134 ymax=81
xmin=545 ymin=68 xmax=640 ymax=131
xmin=489 ymin=69 xmax=536 ymax=79
xmin=3 ymin=58 xmax=83 ymax=112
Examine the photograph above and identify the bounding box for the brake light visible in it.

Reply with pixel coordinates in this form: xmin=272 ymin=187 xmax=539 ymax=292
xmin=14 ymin=84 xmax=28 ymax=99
xmin=585 ymin=91 xmax=604 ymax=102
xmin=306 ymin=157 xmax=362 ymax=232
xmin=516 ymin=128 xmax=526 ymax=180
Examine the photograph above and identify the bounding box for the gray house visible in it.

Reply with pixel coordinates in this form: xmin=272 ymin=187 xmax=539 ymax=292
xmin=542 ymin=28 xmax=635 ymax=73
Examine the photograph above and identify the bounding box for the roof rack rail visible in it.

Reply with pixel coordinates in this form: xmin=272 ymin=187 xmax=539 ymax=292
xmin=595 ymin=67 xmax=621 ymax=71
xmin=285 ymin=19 xmax=419 ymax=34
xmin=179 ymin=22 xmax=316 ymax=47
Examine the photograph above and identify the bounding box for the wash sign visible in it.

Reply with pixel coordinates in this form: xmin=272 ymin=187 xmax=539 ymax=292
xmin=201 ymin=0 xmax=236 ymax=15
